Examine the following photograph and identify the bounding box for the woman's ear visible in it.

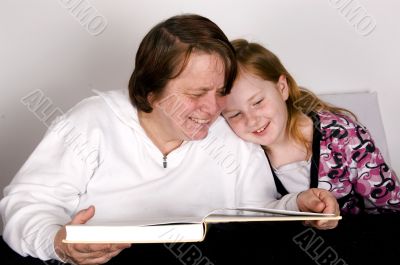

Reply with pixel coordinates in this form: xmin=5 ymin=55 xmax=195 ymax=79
xmin=147 ymin=92 xmax=156 ymax=108
xmin=277 ymin=75 xmax=289 ymax=101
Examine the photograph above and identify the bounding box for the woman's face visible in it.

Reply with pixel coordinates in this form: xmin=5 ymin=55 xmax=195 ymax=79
xmin=222 ymin=71 xmax=289 ymax=148
xmin=151 ymin=52 xmax=226 ymax=141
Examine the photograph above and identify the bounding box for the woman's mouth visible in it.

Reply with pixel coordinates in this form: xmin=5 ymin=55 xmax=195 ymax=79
xmin=189 ymin=117 xmax=211 ymax=125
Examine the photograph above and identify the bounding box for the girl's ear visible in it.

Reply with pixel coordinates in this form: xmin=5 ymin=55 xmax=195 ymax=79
xmin=277 ymin=75 xmax=289 ymax=101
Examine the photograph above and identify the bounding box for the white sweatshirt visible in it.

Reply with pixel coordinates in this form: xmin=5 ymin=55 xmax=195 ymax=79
xmin=0 ymin=89 xmax=299 ymax=260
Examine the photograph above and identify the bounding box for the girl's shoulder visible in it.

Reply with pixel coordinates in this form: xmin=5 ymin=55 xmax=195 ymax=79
xmin=315 ymin=110 xmax=362 ymax=130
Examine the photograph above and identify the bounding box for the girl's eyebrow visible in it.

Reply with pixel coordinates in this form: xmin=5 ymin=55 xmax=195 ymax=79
xmin=247 ymin=92 xmax=261 ymax=103
xmin=223 ymin=92 xmax=262 ymax=113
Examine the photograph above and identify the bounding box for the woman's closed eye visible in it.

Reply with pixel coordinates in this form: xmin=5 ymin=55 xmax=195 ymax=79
xmin=229 ymin=112 xmax=241 ymax=119
xmin=217 ymin=88 xmax=226 ymax=97
xmin=190 ymin=93 xmax=204 ymax=98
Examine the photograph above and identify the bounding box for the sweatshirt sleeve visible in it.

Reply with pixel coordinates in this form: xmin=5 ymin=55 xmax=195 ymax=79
xmin=346 ymin=124 xmax=400 ymax=213
xmin=0 ymin=113 xmax=100 ymax=260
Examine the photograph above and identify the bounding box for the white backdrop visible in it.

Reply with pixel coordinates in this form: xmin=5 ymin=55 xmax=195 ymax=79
xmin=1 ymin=0 xmax=399 ymax=233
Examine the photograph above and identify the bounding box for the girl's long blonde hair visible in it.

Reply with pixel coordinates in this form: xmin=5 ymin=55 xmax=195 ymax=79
xmin=231 ymin=39 xmax=356 ymax=153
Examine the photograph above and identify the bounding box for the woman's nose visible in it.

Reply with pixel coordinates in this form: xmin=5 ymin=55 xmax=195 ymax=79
xmin=201 ymin=92 xmax=224 ymax=115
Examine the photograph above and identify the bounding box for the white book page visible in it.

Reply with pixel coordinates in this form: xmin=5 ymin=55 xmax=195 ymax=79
xmin=82 ymin=208 xmax=336 ymax=227
xmin=86 ymin=216 xmax=204 ymax=226
xmin=227 ymin=207 xmax=336 ymax=216
xmin=203 ymin=208 xmax=340 ymax=223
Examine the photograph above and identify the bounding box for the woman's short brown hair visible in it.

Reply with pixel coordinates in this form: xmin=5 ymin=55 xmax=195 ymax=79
xmin=128 ymin=14 xmax=237 ymax=113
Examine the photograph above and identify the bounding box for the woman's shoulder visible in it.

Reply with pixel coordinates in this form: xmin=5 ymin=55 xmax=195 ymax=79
xmin=49 ymin=89 xmax=130 ymax=132
xmin=55 ymin=95 xmax=107 ymax=124
xmin=207 ymin=116 xmax=263 ymax=153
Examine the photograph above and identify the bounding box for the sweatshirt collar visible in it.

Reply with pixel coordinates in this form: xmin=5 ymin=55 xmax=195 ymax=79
xmin=93 ymin=88 xmax=141 ymax=131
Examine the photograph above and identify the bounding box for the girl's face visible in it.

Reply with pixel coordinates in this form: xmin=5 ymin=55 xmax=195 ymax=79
xmin=222 ymin=71 xmax=289 ymax=148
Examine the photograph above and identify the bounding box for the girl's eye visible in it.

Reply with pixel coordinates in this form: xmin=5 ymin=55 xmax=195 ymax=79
xmin=253 ymin=98 xmax=264 ymax=106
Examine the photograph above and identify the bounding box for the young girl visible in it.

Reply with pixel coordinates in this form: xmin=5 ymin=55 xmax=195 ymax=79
xmin=222 ymin=39 xmax=400 ymax=214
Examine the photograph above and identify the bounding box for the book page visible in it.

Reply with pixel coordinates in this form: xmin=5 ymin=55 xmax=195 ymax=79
xmin=228 ymin=207 xmax=336 ymax=216
xmin=204 ymin=208 xmax=340 ymax=223
xmin=82 ymin=207 xmax=338 ymax=227
xmin=86 ymin=216 xmax=204 ymax=226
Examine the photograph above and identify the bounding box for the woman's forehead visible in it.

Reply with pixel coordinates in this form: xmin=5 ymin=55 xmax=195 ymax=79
xmin=167 ymin=53 xmax=225 ymax=91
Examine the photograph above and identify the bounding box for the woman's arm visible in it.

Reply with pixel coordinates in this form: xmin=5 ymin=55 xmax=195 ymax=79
xmin=0 ymin=114 xmax=96 ymax=260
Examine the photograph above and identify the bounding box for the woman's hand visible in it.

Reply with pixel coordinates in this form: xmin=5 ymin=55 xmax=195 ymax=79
xmin=54 ymin=206 xmax=131 ymax=265
xmin=297 ymin=188 xmax=340 ymax=230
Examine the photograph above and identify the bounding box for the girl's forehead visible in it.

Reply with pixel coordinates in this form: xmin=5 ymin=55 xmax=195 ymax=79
xmin=234 ymin=72 xmax=271 ymax=94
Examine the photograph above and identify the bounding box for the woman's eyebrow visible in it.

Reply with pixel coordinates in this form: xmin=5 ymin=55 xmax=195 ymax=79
xmin=188 ymin=86 xmax=225 ymax=92
xmin=222 ymin=108 xmax=238 ymax=114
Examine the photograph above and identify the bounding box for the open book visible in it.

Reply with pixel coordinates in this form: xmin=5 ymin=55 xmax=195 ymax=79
xmin=63 ymin=207 xmax=341 ymax=244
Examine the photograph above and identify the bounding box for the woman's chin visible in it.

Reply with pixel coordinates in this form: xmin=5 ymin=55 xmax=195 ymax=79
xmin=182 ymin=126 xmax=209 ymax=140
